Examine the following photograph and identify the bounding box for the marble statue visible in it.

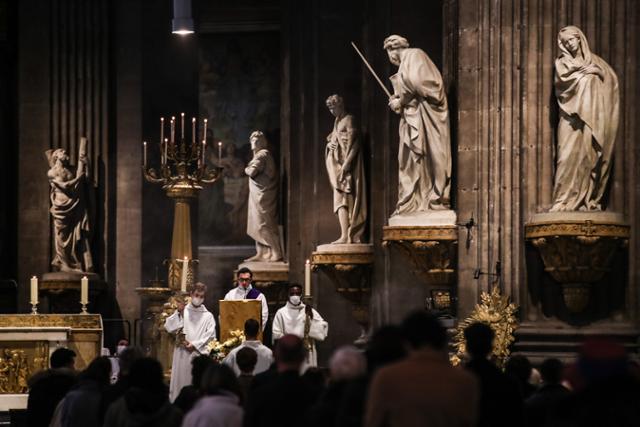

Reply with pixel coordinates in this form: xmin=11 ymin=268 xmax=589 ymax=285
xmin=45 ymin=138 xmax=94 ymax=273
xmin=325 ymin=95 xmax=367 ymax=244
xmin=550 ymin=26 xmax=619 ymax=212
xmin=245 ymin=131 xmax=283 ymax=262
xmin=384 ymin=35 xmax=451 ymax=215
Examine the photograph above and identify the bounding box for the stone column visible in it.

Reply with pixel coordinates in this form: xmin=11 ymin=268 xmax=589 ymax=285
xmin=17 ymin=0 xmax=51 ymax=311
xmin=115 ymin=0 xmax=142 ymax=323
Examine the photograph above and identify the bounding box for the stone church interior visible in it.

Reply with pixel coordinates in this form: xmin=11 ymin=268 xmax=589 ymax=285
xmin=0 ymin=0 xmax=639 ymax=426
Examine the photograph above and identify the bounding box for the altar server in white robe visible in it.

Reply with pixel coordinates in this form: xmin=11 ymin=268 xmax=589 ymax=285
xmin=224 ymin=267 xmax=269 ymax=331
xmin=164 ymin=282 xmax=216 ymax=402
xmin=272 ymin=284 xmax=329 ymax=368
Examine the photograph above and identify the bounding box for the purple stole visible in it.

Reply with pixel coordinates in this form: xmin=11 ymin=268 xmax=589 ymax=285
xmin=246 ymin=287 xmax=261 ymax=300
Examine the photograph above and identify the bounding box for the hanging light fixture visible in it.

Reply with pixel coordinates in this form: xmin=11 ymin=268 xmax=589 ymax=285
xmin=172 ymin=0 xmax=194 ymax=35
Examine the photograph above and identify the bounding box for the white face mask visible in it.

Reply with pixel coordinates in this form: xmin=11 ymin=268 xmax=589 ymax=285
xmin=116 ymin=345 xmax=127 ymax=356
xmin=191 ymin=297 xmax=204 ymax=307
xmin=289 ymin=295 xmax=301 ymax=306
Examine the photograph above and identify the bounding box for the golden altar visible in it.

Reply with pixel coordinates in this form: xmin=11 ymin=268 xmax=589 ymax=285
xmin=0 ymin=314 xmax=103 ymax=410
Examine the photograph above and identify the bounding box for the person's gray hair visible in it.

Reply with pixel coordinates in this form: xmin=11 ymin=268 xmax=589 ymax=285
xmin=383 ymin=35 xmax=410 ymax=50
xmin=329 ymin=346 xmax=367 ymax=381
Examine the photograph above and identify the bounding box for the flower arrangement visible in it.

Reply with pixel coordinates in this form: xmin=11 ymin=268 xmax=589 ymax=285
xmin=206 ymin=329 xmax=245 ymax=362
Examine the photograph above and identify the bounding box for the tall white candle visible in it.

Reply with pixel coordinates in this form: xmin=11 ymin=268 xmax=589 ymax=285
xmin=163 ymin=138 xmax=168 ymax=164
xmin=30 ymin=276 xmax=38 ymax=305
xmin=181 ymin=257 xmax=188 ymax=293
xmin=143 ymin=141 xmax=147 ymax=167
xmin=192 ymin=118 xmax=196 ymax=145
xmin=81 ymin=276 xmax=89 ymax=305
xmin=170 ymin=116 xmax=175 ymax=144
xmin=181 ymin=112 xmax=185 ymax=141
xmin=201 ymin=140 xmax=206 ymax=167
xmin=203 ymin=118 xmax=208 ymax=143
xmin=304 ymin=259 xmax=311 ymax=297
xmin=218 ymin=142 xmax=222 ymax=164
xmin=160 ymin=117 xmax=164 ymax=145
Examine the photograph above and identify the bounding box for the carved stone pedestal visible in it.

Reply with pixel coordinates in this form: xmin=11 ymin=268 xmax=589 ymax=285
xmin=382 ymin=218 xmax=458 ymax=287
xmin=525 ymin=212 xmax=629 ymax=313
xmin=311 ymin=244 xmax=373 ymax=346
xmin=40 ymin=272 xmax=106 ymax=314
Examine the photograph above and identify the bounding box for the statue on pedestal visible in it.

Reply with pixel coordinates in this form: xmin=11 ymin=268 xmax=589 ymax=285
xmin=550 ymin=26 xmax=619 ymax=212
xmin=324 ymin=95 xmax=367 ymax=244
xmin=244 ymin=131 xmax=283 ymax=262
xmin=384 ymin=35 xmax=451 ymax=215
xmin=45 ymin=138 xmax=94 ymax=273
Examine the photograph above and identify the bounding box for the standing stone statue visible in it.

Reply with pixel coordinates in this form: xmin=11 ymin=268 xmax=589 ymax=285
xmin=550 ymin=26 xmax=619 ymax=212
xmin=245 ymin=131 xmax=283 ymax=262
xmin=45 ymin=138 xmax=94 ymax=273
xmin=384 ymin=35 xmax=451 ymax=215
xmin=325 ymin=95 xmax=367 ymax=244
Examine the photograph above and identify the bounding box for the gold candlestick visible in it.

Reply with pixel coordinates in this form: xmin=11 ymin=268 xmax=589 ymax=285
xmin=143 ymin=114 xmax=223 ymax=290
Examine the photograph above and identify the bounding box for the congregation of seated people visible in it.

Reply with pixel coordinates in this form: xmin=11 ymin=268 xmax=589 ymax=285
xmin=23 ymin=312 xmax=640 ymax=427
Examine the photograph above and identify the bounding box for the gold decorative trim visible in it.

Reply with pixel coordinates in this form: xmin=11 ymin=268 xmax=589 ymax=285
xmin=250 ymin=270 xmax=289 ymax=284
xmin=382 ymin=225 xmax=458 ymax=242
xmin=451 ymin=287 xmax=519 ymax=367
xmin=0 ymin=314 xmax=102 ymax=329
xmin=525 ymin=221 xmax=630 ymax=239
xmin=310 ymin=252 xmax=374 ymax=266
xmin=382 ymin=226 xmax=458 ymax=286
xmin=40 ymin=280 xmax=107 ymax=291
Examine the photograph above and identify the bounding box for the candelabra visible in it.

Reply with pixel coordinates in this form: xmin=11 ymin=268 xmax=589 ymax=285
xmin=142 ymin=113 xmax=222 ymax=290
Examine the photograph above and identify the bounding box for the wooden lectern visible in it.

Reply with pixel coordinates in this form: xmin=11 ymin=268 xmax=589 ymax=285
xmin=219 ymin=300 xmax=262 ymax=341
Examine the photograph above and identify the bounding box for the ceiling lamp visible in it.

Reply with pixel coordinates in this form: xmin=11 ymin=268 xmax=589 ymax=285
xmin=172 ymin=0 xmax=194 ymax=35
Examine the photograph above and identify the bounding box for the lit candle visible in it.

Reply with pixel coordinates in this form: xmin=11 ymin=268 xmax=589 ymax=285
xmin=81 ymin=276 xmax=89 ymax=306
xmin=192 ymin=117 xmax=196 ymax=145
xmin=170 ymin=116 xmax=175 ymax=144
xmin=143 ymin=141 xmax=147 ymax=167
xmin=163 ymin=138 xmax=168 ymax=164
xmin=160 ymin=117 xmax=164 ymax=145
xmin=180 ymin=112 xmax=185 ymax=141
xmin=203 ymin=118 xmax=208 ymax=143
xmin=201 ymin=140 xmax=206 ymax=167
xmin=218 ymin=141 xmax=222 ymax=164
xmin=181 ymin=257 xmax=188 ymax=293
xmin=304 ymin=259 xmax=311 ymax=297
xmin=30 ymin=276 xmax=38 ymax=305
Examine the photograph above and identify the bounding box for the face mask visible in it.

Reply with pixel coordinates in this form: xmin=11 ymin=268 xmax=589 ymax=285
xmin=116 ymin=345 xmax=127 ymax=356
xmin=289 ymin=295 xmax=301 ymax=306
xmin=191 ymin=297 xmax=204 ymax=307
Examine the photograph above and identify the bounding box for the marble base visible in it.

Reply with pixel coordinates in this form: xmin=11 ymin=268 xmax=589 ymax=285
xmin=238 ymin=261 xmax=289 ymax=272
xmin=42 ymin=271 xmax=100 ymax=281
xmin=530 ymin=211 xmax=625 ymax=224
xmin=0 ymin=394 xmax=27 ymax=411
xmin=388 ymin=210 xmax=457 ymax=226
xmin=316 ymin=243 xmax=374 ymax=254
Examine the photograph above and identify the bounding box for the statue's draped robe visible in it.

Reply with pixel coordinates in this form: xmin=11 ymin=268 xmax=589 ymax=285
xmin=245 ymin=148 xmax=283 ymax=259
xmin=391 ymin=48 xmax=451 ymax=214
xmin=164 ymin=303 xmax=216 ymax=402
xmin=551 ymin=27 xmax=619 ymax=211
xmin=48 ymin=167 xmax=93 ymax=272
xmin=325 ymin=114 xmax=367 ymax=242
xmin=272 ymin=302 xmax=328 ymax=369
